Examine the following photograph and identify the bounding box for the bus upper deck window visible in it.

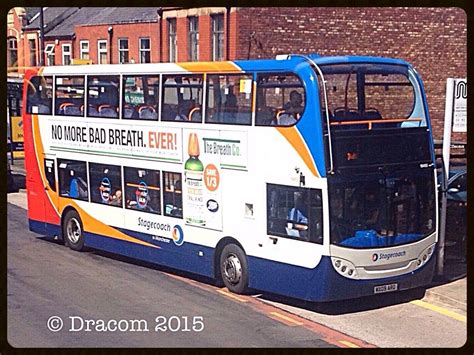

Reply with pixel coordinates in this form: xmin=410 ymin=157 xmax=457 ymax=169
xmin=255 ymin=73 xmax=305 ymax=127
xmin=161 ymin=74 xmax=203 ymax=123
xmin=205 ymin=74 xmax=252 ymax=125
xmin=123 ymin=75 xmax=159 ymax=120
xmin=55 ymin=76 xmax=85 ymax=116
xmin=87 ymin=75 xmax=120 ymax=119
xmin=26 ymin=76 xmax=53 ymax=114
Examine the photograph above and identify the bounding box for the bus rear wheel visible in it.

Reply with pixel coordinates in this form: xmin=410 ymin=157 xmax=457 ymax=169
xmin=219 ymin=244 xmax=248 ymax=294
xmin=62 ymin=210 xmax=85 ymax=251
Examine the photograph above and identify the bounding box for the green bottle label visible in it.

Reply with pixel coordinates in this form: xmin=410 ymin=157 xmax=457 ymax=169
xmin=185 ymin=157 xmax=205 ymax=226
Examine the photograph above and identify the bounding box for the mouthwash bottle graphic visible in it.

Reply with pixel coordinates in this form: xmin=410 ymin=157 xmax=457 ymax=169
xmin=185 ymin=133 xmax=205 ymax=226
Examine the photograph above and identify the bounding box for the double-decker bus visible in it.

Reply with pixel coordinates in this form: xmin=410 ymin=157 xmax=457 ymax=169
xmin=23 ymin=54 xmax=437 ymax=301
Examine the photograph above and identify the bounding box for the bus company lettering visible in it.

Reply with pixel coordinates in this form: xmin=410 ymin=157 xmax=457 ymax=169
xmin=372 ymin=250 xmax=407 ymax=262
xmin=138 ymin=217 xmax=171 ymax=232
xmin=148 ymin=131 xmax=178 ymax=150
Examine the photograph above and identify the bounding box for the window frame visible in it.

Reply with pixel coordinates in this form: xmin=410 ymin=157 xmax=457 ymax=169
xmin=211 ymin=14 xmax=224 ymax=61
xmin=28 ymin=39 xmax=37 ymax=67
xmin=58 ymin=159 xmax=89 ymax=202
xmin=88 ymin=162 xmax=123 ymax=208
xmin=86 ymin=75 xmax=120 ymax=119
xmin=162 ymin=171 xmax=183 ymax=219
xmin=62 ymin=43 xmax=72 ymax=66
xmin=139 ymin=37 xmax=151 ymax=64
xmin=44 ymin=43 xmax=55 ymax=66
xmin=255 ymin=71 xmax=307 ymax=127
xmin=188 ymin=16 xmax=199 ymax=62
xmin=26 ymin=75 xmax=53 ymax=115
xmin=266 ymin=183 xmax=323 ymax=244
xmin=80 ymin=40 xmax=90 ymax=60
xmin=122 ymin=75 xmax=160 ymax=121
xmin=205 ymin=73 xmax=253 ymax=126
xmin=124 ymin=166 xmax=162 ymax=215
xmin=97 ymin=40 xmax=108 ymax=64
xmin=168 ymin=18 xmax=177 ymax=62
xmin=54 ymin=75 xmax=85 ymax=117
xmin=118 ymin=38 xmax=129 ymax=64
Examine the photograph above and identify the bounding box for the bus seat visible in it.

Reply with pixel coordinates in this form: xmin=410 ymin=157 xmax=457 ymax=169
xmin=98 ymin=105 xmax=118 ymax=118
xmin=63 ymin=104 xmax=82 ymax=116
xmin=123 ymin=105 xmax=138 ymax=119
xmin=139 ymin=105 xmax=157 ymax=120
xmin=37 ymin=104 xmax=50 ymax=114
xmin=88 ymin=104 xmax=100 ymax=117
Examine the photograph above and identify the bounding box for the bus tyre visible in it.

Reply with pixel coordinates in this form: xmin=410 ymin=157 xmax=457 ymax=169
xmin=62 ymin=210 xmax=85 ymax=251
xmin=219 ymin=244 xmax=248 ymax=294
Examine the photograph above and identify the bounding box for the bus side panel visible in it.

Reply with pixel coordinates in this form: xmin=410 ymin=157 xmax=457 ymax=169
xmin=82 ymin=228 xmax=215 ymax=278
xmin=247 ymin=254 xmax=436 ymax=302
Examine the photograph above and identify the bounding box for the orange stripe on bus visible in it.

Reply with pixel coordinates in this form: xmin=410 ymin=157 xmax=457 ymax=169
xmin=276 ymin=126 xmax=319 ymax=177
xmin=32 ymin=115 xmax=158 ymax=250
xmin=178 ymin=61 xmax=242 ymax=73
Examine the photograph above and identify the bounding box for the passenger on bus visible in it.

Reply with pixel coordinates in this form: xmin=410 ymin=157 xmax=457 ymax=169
xmin=109 ymin=189 xmax=122 ymax=206
xmin=287 ymin=191 xmax=309 ymax=238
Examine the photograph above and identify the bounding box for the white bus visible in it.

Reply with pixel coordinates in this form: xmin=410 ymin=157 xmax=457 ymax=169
xmin=23 ymin=54 xmax=437 ymax=301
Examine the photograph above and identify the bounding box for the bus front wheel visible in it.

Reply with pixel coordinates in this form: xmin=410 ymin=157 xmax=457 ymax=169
xmin=62 ymin=210 xmax=85 ymax=251
xmin=219 ymin=244 xmax=249 ymax=294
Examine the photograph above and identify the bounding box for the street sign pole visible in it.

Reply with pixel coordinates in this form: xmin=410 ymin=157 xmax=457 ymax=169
xmin=437 ymin=78 xmax=455 ymax=276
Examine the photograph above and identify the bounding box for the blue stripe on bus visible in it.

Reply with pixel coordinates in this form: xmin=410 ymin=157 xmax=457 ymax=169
xmin=29 ymin=219 xmax=435 ymax=302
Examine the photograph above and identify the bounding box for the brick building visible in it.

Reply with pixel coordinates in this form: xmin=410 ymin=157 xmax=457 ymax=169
xmin=7 ymin=7 xmax=466 ymax=140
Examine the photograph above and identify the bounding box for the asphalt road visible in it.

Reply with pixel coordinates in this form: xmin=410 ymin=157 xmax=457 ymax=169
xmin=7 ymin=191 xmax=466 ymax=348
xmin=7 ymin=200 xmax=352 ymax=348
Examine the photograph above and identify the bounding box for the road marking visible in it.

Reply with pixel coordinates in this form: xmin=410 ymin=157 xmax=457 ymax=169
xmin=216 ymin=289 xmax=248 ymax=303
xmin=268 ymin=311 xmax=304 ymax=326
xmin=410 ymin=300 xmax=466 ymax=323
xmin=339 ymin=340 xmax=360 ymax=348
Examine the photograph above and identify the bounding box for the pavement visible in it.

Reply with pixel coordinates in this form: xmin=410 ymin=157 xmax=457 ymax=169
xmin=8 ymin=158 xmax=467 ymax=317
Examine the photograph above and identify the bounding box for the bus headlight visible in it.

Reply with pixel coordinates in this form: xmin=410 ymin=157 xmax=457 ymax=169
xmin=416 ymin=244 xmax=435 ymax=270
xmin=331 ymin=257 xmax=359 ymax=279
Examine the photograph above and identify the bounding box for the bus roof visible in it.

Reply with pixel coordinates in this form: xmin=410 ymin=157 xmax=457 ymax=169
xmin=34 ymin=54 xmax=411 ymax=76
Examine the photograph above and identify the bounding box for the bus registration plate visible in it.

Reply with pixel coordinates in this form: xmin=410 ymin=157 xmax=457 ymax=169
xmin=374 ymin=283 xmax=398 ymax=294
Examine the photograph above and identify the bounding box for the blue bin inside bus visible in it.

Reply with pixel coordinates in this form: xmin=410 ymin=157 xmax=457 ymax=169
xmin=339 ymin=229 xmax=422 ymax=248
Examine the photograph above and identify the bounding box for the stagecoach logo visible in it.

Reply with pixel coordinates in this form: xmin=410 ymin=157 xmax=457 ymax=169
xmin=372 ymin=251 xmax=407 ymax=262
xmin=172 ymin=225 xmax=184 ymax=246
xmin=99 ymin=177 xmax=111 ymax=203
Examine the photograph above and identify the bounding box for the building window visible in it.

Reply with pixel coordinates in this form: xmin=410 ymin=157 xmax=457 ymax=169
xmin=98 ymin=40 xmax=107 ymax=64
xmin=29 ymin=39 xmax=37 ymax=67
xmin=44 ymin=43 xmax=55 ymax=66
xmin=62 ymin=44 xmax=72 ymax=65
xmin=211 ymin=14 xmax=224 ymax=61
xmin=139 ymin=38 xmax=151 ymax=63
xmin=168 ymin=18 xmax=177 ymax=62
xmin=118 ymin=38 xmax=129 ymax=64
xmin=7 ymin=37 xmax=18 ymax=68
xmin=188 ymin=17 xmax=199 ymax=61
xmin=80 ymin=41 xmax=89 ymax=60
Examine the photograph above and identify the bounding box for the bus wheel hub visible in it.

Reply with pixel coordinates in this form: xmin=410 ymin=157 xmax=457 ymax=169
xmin=223 ymin=254 xmax=242 ymax=284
